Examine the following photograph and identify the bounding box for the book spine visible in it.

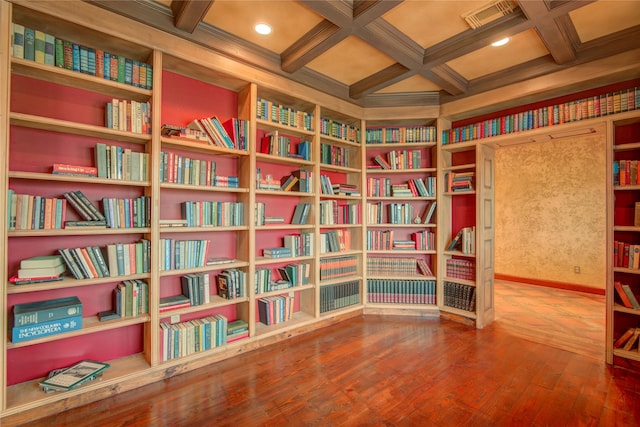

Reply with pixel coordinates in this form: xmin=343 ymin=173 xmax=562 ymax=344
xmin=12 ymin=315 xmax=83 ymax=343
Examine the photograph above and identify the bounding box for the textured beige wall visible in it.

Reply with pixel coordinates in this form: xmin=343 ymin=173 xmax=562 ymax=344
xmin=494 ymin=133 xmax=606 ymax=289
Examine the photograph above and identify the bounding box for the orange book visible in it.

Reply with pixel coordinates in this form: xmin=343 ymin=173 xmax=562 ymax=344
xmin=614 ymin=281 xmax=633 ymax=308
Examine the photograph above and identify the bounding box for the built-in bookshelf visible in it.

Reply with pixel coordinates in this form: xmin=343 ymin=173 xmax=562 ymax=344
xmin=608 ymin=111 xmax=640 ymax=366
xmin=364 ymin=122 xmax=438 ymax=311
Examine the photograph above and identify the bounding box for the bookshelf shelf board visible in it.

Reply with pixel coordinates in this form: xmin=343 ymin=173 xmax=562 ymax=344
xmin=613 ymin=142 xmax=640 ymax=152
xmin=614 ymin=226 xmax=640 ymax=232
xmin=613 ymin=304 xmax=640 ymax=315
xmin=613 ymin=185 xmax=640 ymax=191
xmin=319 ymin=164 xmax=361 ymax=174
xmin=8 ymin=227 xmax=151 ymax=237
xmin=255 ymin=189 xmax=314 ymax=197
xmin=159 ymin=226 xmax=249 ymax=234
xmin=443 ymin=250 xmax=476 ymax=258
xmin=8 ymin=273 xmax=152 ymax=294
xmin=367 ymin=274 xmax=436 ymax=281
xmin=366 ymin=223 xmax=436 ymax=228
xmin=11 ymin=58 xmax=153 ymax=101
xmin=321 ymin=135 xmax=361 ymax=148
xmin=255 ymin=224 xmax=315 ymax=231
xmin=319 ymin=223 xmax=362 ymax=229
xmin=320 ymin=276 xmax=363 ymax=287
xmin=319 ymin=249 xmax=361 ymax=259
xmin=443 ymin=276 xmax=476 ymax=287
xmin=440 ymin=140 xmax=477 ymax=152
xmin=365 ymin=142 xmax=436 ymax=149
xmin=365 ymin=167 xmax=437 ymax=174
xmin=254 ymin=255 xmax=315 ymax=266
xmin=365 ymin=196 xmax=436 ymax=202
xmin=158 ymin=296 xmax=250 ymax=318
xmin=319 ymin=303 xmax=363 ymax=318
xmin=443 ymin=190 xmax=477 ymax=196
xmin=5 ymin=353 xmax=150 ymax=412
xmin=255 ymin=153 xmax=314 ymax=167
xmin=319 ymin=194 xmax=362 ymax=201
xmin=255 ymin=283 xmax=315 ymax=298
xmin=7 ymin=314 xmax=151 ymax=349
xmin=368 ymin=250 xmax=436 ymax=255
xmin=10 ymin=112 xmax=152 ymax=144
xmin=441 ymin=305 xmax=478 ymax=319
xmin=160 ymin=183 xmax=249 ymax=193
xmin=256 ymin=119 xmax=315 ymax=137
xmin=613 ymin=348 xmax=640 ymax=362
xmin=158 ymin=261 xmax=250 ymax=277
xmin=442 ymin=163 xmax=476 ymax=172
xmin=254 ymin=311 xmax=317 ymax=338
xmin=8 ymin=171 xmax=151 ymax=187
xmin=613 ymin=267 xmax=640 ymax=275
xmin=161 ymin=137 xmax=249 ymax=157
xmin=364 ymin=302 xmax=438 ymax=310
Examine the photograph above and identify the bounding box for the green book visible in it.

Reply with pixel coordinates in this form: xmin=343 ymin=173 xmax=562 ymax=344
xmin=13 ymin=296 xmax=82 ymax=327
xmin=23 ymin=27 xmax=35 ymax=61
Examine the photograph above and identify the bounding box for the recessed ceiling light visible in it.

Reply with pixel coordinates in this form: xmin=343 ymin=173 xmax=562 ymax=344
xmin=255 ymin=23 xmax=271 ymax=35
xmin=491 ymin=37 xmax=509 ymax=47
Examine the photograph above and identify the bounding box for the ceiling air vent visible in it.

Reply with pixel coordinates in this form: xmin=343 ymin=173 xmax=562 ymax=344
xmin=462 ymin=0 xmax=518 ymax=29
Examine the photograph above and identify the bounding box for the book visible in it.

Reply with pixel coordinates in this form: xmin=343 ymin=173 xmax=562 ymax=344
xmin=18 ymin=263 xmax=66 ymax=279
xmin=40 ymin=365 xmax=103 ymax=393
xmin=19 ymin=255 xmax=64 ymax=269
xmin=12 ymin=23 xmax=25 ymax=59
xmin=23 ymin=27 xmax=35 ymax=61
xmin=614 ymin=327 xmax=637 ymax=348
xmin=9 ymin=275 xmax=64 ymax=285
xmin=614 ymin=281 xmax=633 ymax=308
xmin=12 ymin=314 xmax=83 ymax=343
xmin=13 ymin=296 xmax=82 ymax=327
xmin=621 ymin=284 xmax=640 ymax=309
xmin=97 ymin=310 xmax=120 ymax=322
xmin=52 ymin=163 xmax=98 ymax=177
xmin=39 ymin=360 xmax=110 ymax=392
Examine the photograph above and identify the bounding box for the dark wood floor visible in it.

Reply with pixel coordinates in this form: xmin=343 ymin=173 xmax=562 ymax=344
xmin=7 ymin=311 xmax=640 ymax=427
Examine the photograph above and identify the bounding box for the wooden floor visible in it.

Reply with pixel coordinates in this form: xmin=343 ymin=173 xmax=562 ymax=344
xmin=6 ymin=281 xmax=640 ymax=426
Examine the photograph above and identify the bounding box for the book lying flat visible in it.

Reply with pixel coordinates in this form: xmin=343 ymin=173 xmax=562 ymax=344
xmin=39 ymin=360 xmax=109 ymax=392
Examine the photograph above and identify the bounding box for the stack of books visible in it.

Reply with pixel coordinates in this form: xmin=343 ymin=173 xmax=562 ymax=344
xmin=226 ymin=319 xmax=249 ymax=343
xmin=10 ymin=255 xmax=66 ymax=285
xmin=12 ymin=296 xmax=83 ymax=343
xmin=262 ymin=247 xmax=292 ymax=259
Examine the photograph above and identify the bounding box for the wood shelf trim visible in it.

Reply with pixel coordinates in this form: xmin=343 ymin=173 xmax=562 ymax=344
xmin=161 ymin=137 xmax=249 ymax=157
xmin=254 ymin=255 xmax=315 ymax=266
xmin=8 ymin=227 xmax=151 ymax=237
xmin=255 ymin=118 xmax=315 ymax=137
xmin=319 ymin=163 xmax=361 ymax=174
xmin=613 ymin=141 xmax=640 ymax=151
xmin=160 ymin=183 xmax=249 ymax=193
xmin=365 ymin=142 xmax=436 ymax=149
xmin=255 ymin=152 xmax=314 ymax=167
xmin=158 ymin=261 xmax=250 ymax=277
xmin=320 ymin=134 xmax=361 ymax=147
xmin=159 ymin=226 xmax=249 ymax=234
xmin=365 ymin=167 xmax=437 ymax=174
xmin=254 ymin=284 xmax=315 ymax=298
xmin=443 ymin=277 xmax=476 ymax=287
xmin=158 ymin=296 xmax=250 ymax=318
xmin=319 ymin=275 xmax=363 ymax=287
xmin=7 ymin=273 xmax=152 ymax=294
xmin=8 ymin=171 xmax=150 ymax=186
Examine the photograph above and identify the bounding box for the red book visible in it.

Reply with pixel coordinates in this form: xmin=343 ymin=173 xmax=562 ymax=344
xmin=614 ymin=281 xmax=633 ymax=308
xmin=52 ymin=163 xmax=98 ymax=176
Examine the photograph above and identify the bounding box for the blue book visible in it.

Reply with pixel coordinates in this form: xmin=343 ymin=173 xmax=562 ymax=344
xmin=23 ymin=27 xmax=35 ymax=61
xmin=72 ymin=43 xmax=80 ymax=72
xmin=12 ymin=315 xmax=82 ymax=343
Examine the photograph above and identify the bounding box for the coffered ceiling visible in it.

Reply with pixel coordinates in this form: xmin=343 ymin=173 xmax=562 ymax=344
xmin=89 ymin=0 xmax=640 ymax=113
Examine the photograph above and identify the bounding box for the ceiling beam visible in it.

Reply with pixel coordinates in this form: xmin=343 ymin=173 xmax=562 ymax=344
xmin=349 ymin=64 xmax=413 ymax=99
xmin=353 ymin=0 xmax=404 ymax=24
xmin=170 ymin=0 xmax=214 ymax=34
xmin=419 ymin=65 xmax=468 ymax=96
xmin=280 ymin=22 xmax=350 ymax=73
xmin=297 ymin=0 xmax=354 ymax=28
xmin=518 ymin=0 xmax=575 ymax=64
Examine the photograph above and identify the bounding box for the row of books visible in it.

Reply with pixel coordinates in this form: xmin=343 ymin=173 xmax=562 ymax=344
xmin=366 ymin=256 xmax=433 ymax=277
xmin=367 ymin=229 xmax=432 ymax=251
xmin=319 ymin=200 xmax=361 ymax=225
xmin=320 ymin=143 xmax=351 ymax=168
xmin=365 ymin=126 xmax=437 ymax=144
xmin=367 ymin=177 xmax=435 ymax=198
xmin=7 ymin=191 xmax=67 ymax=230
xmin=443 ymin=281 xmax=476 ymax=312
xmin=370 ymin=150 xmax=422 ymax=170
xmin=367 ymin=202 xmax=417 ymax=225
xmin=320 ymin=118 xmax=360 ymax=143
xmin=161 ymin=124 xmax=209 ymax=142
xmin=613 ymin=241 xmax=640 ymax=269
xmin=614 ymin=327 xmax=640 ymax=351
xmin=59 ymin=240 xmax=151 ymax=279
xmin=319 ymin=255 xmax=358 ymax=280
xmin=614 ymin=160 xmax=640 ymax=187
xmin=255 ymin=202 xmax=308 ymax=226
xmin=105 ymin=99 xmax=151 ymax=135
xmin=187 ymin=116 xmax=248 ymax=150
xmin=283 ymin=232 xmax=314 ymax=257
xmin=217 ymin=269 xmax=247 ymax=300
xmin=159 ymin=314 xmax=229 ymax=361
xmin=255 ymin=263 xmax=310 ymax=294
xmin=446 ymin=227 xmax=475 ymax=254
xmin=320 ymin=175 xmax=360 ymax=196
xmin=161 ymin=151 xmax=232 ymax=188
xmin=102 ymin=196 xmax=151 ymax=229
xmin=11 ymin=296 xmax=83 ymax=343
xmin=256 ymin=98 xmax=314 ymax=132
xmin=319 ymin=280 xmax=360 ymax=314
xmin=12 ymin=23 xmax=152 ymax=89
xmin=112 ymin=279 xmax=149 ymax=318
xmin=260 ymin=131 xmax=311 ymax=161
xmin=613 ymin=281 xmax=640 ymax=310
xmin=180 ymin=273 xmax=212 ymax=307
xmin=181 ymin=201 xmax=244 ymax=227
xmin=442 ymin=86 xmax=640 ymax=144
xmin=258 ymin=295 xmax=295 ymax=325
xmin=445 ymin=171 xmax=474 ymax=192
xmin=159 ymin=238 xmax=210 ymax=271
xmin=446 ymin=258 xmax=476 ymax=281
xmin=412 ymin=230 xmax=435 ymax=251
xmin=320 ymin=229 xmax=352 ymax=253
xmin=95 ymin=143 xmax=149 ymax=182
xmin=366 ymin=279 xmax=436 ymax=305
